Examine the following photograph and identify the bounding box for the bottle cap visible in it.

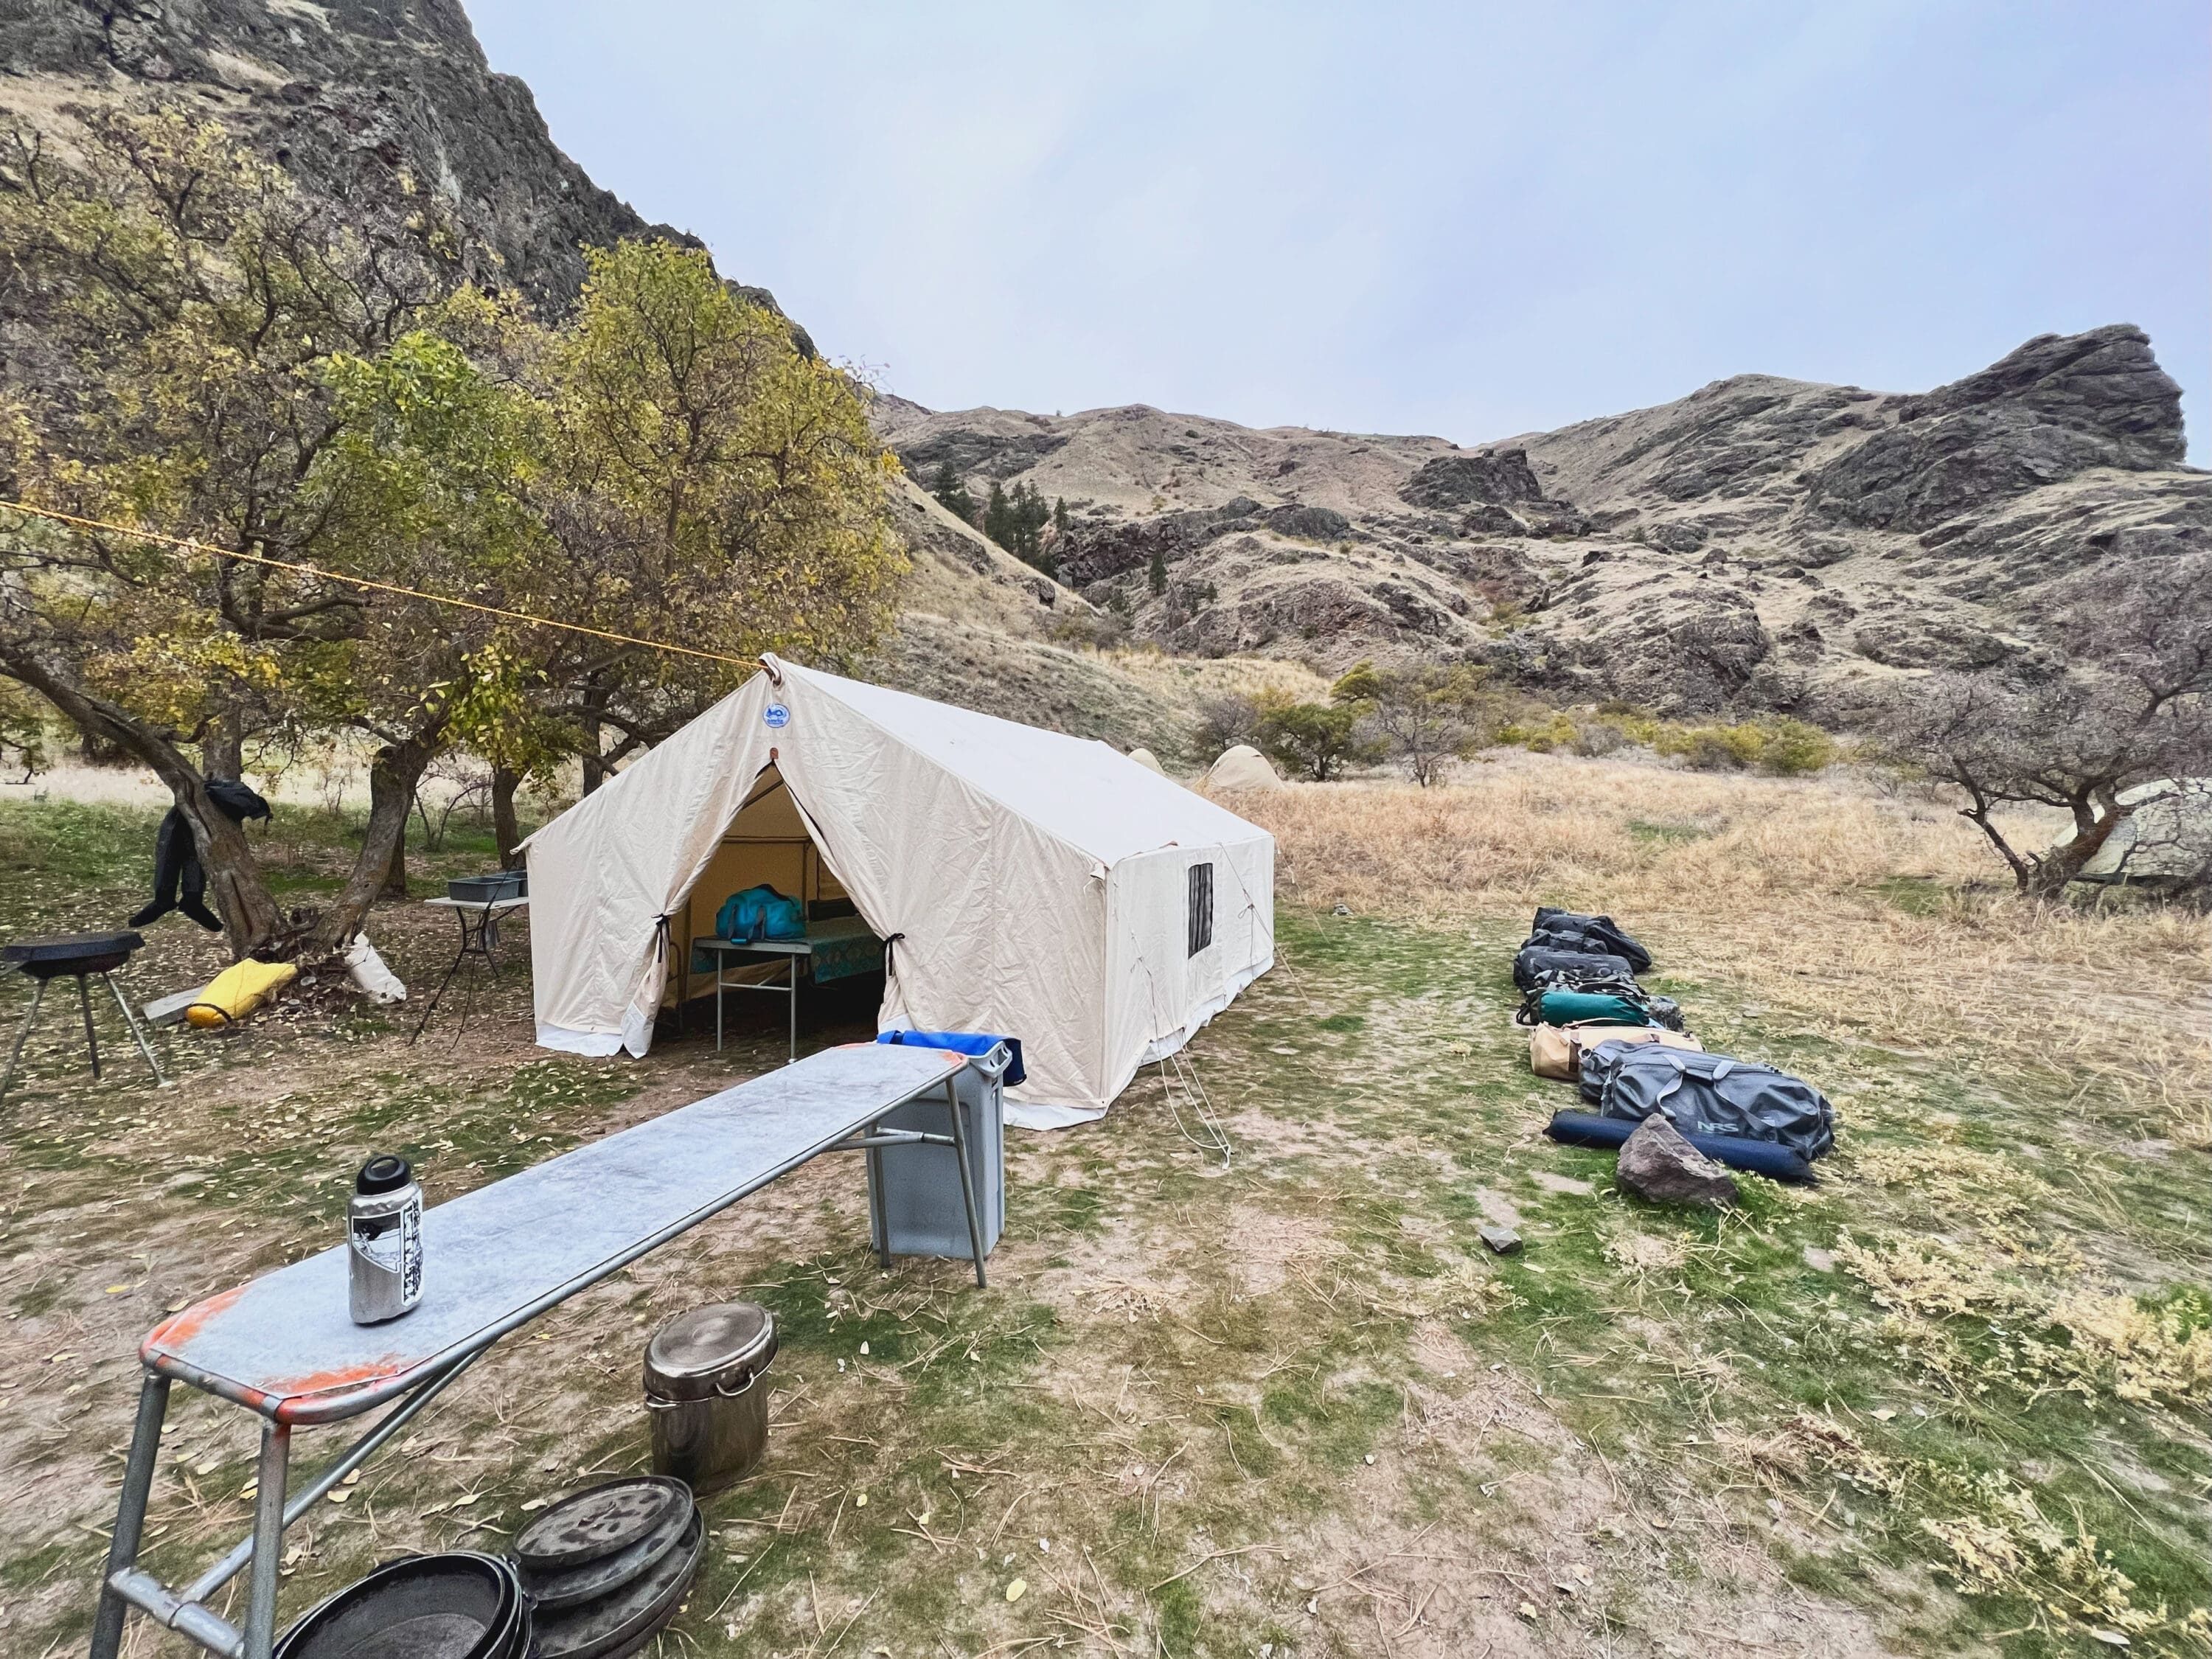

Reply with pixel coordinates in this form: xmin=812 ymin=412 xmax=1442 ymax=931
xmin=356 ymin=1154 xmax=413 ymax=1195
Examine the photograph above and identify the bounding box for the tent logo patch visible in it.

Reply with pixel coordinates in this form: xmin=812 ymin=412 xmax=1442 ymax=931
xmin=763 ymin=703 xmax=790 ymax=729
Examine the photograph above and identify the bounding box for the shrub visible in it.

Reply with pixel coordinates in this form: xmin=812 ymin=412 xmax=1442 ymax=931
xmin=1653 ymin=717 xmax=1835 ymax=775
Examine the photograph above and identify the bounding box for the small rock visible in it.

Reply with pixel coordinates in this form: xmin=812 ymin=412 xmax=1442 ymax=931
xmin=1615 ymin=1116 xmax=1739 ymax=1208
xmin=1332 ymin=903 xmax=1352 ymax=916
xmin=1477 ymin=1224 xmax=1523 ymax=1255
xmin=1801 ymin=1245 xmax=1837 ymax=1272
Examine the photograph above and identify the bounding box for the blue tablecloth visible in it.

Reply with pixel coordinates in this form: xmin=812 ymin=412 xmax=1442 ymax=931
xmin=692 ymin=914 xmax=885 ymax=984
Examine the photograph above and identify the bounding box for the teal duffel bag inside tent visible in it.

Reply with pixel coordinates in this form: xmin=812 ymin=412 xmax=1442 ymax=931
xmin=716 ymin=884 xmax=807 ymax=945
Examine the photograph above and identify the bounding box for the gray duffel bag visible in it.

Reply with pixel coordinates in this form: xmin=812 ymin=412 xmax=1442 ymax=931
xmin=1595 ymin=1043 xmax=1835 ymax=1161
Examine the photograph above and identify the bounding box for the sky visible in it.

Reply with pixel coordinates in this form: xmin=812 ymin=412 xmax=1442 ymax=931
xmin=467 ymin=1 xmax=2211 ymax=460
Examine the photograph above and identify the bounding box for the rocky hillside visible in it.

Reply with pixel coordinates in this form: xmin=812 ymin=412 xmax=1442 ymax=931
xmin=880 ymin=326 xmax=2211 ymax=717
xmin=0 ymin=0 xmax=803 ymax=332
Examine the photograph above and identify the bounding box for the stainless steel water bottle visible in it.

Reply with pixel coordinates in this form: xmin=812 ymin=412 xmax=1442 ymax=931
xmin=348 ymin=1153 xmax=423 ymax=1324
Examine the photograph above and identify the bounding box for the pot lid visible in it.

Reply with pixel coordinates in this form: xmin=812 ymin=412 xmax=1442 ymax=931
xmin=519 ymin=1486 xmax=694 ymax=1611
xmin=531 ymin=1509 xmax=703 ymax=1659
xmin=644 ymin=1302 xmax=776 ymax=1398
xmin=513 ymin=1478 xmax=688 ymax=1574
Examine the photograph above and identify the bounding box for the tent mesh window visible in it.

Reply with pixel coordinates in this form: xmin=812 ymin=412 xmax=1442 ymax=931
xmin=1187 ymin=862 xmax=1214 ymax=957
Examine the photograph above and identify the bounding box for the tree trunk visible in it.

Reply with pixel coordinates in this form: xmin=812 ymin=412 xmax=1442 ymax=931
xmin=380 ymin=830 xmax=409 ymax=900
xmin=492 ymin=765 xmax=522 ymax=866
xmin=580 ymin=720 xmax=605 ymax=795
xmin=2024 ymin=799 xmax=2129 ymax=900
xmin=0 ymin=650 xmax=285 ymax=956
xmin=317 ymin=728 xmax=445 ymax=948
xmin=202 ymin=703 xmax=245 ymax=780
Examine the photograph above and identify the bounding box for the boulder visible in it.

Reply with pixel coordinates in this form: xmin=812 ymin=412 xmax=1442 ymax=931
xmin=1615 ymin=1116 xmax=1739 ymax=1208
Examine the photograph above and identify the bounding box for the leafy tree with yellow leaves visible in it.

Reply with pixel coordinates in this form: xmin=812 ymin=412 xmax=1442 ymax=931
xmin=526 ymin=240 xmax=902 ymax=793
xmin=0 ymin=108 xmax=468 ymax=952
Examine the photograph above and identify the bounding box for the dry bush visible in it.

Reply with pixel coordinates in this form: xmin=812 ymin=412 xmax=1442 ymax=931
xmin=1217 ymin=753 xmax=2212 ymax=1139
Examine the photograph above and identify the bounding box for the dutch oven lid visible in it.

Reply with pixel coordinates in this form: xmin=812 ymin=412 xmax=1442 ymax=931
xmin=513 ymin=1478 xmax=688 ymax=1574
xmin=531 ymin=1508 xmax=703 ymax=1659
xmin=643 ymin=1301 xmax=777 ymax=1402
xmin=517 ymin=1484 xmax=693 ymax=1611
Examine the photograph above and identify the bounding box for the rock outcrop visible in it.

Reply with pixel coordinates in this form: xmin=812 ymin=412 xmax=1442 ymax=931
xmin=1807 ymin=326 xmax=2185 ymax=531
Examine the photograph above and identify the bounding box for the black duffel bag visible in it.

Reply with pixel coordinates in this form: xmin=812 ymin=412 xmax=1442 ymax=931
xmin=1596 ymin=1045 xmax=1835 ymax=1162
xmin=1526 ymin=905 xmax=1653 ymax=974
xmin=1512 ymin=944 xmax=1635 ymax=993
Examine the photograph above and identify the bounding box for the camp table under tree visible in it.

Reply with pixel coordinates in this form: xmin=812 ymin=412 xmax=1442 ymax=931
xmin=89 ymin=1041 xmax=985 ymax=1659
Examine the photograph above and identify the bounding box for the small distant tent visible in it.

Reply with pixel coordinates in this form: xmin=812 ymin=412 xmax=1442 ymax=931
xmin=1201 ymin=745 xmax=1286 ymax=792
xmin=524 ymin=656 xmax=1274 ymax=1126
xmin=2073 ymin=779 xmax=2212 ymax=889
xmin=1127 ymin=747 xmax=1166 ymax=775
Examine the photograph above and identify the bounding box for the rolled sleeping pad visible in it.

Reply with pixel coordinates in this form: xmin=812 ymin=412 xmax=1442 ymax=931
xmin=1544 ymin=1110 xmax=1818 ymax=1185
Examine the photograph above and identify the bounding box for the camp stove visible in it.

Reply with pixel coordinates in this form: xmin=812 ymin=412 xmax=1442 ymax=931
xmin=0 ymin=931 xmax=170 ymax=1099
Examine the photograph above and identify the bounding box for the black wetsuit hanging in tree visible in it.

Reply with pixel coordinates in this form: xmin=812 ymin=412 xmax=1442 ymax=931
xmin=131 ymin=779 xmax=271 ymax=931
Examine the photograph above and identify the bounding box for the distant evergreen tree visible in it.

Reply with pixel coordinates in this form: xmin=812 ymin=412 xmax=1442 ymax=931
xmin=1053 ymin=496 xmax=1070 ymax=537
xmin=1019 ymin=481 xmax=1049 ymax=563
xmin=1148 ymin=546 xmax=1168 ymax=595
xmin=930 ymin=459 xmax=976 ymax=524
xmin=983 ymin=481 xmax=1013 ymax=548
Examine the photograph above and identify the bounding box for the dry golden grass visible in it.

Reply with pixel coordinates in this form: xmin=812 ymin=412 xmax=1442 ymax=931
xmin=1221 ymin=753 xmax=2212 ymax=1142
xmin=1097 ymin=644 xmax=1334 ymax=705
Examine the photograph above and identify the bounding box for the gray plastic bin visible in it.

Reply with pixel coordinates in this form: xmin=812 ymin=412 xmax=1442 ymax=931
xmin=867 ymin=1040 xmax=1007 ymax=1262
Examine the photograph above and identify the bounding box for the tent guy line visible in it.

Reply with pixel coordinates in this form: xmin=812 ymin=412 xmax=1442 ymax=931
xmin=0 ymin=499 xmax=762 ymax=669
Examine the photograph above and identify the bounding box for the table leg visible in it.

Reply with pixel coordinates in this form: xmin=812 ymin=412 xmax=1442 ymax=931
xmin=409 ymin=947 xmax=468 ymax=1045
xmin=79 ymin=973 xmax=102 ymax=1079
xmin=866 ymin=1139 xmax=890 ymax=1268
xmin=102 ymin=973 xmax=172 ymax=1087
xmin=787 ymin=958 xmax=798 ymax=1064
xmin=0 ymin=976 xmax=47 ymax=1099
xmin=715 ymin=956 xmax=726 ymax=1053
xmin=241 ymin=1421 xmax=291 ymax=1659
xmin=88 ymin=1372 xmax=170 ymax=1659
xmin=943 ymin=1077 xmax=987 ymax=1289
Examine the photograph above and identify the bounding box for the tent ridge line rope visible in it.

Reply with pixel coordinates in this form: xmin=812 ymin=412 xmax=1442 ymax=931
xmin=0 ymin=498 xmax=760 ymax=668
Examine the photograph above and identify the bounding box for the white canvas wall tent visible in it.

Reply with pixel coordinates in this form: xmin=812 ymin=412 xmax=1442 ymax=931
xmin=2071 ymin=778 xmax=2212 ymax=888
xmin=1201 ymin=744 xmax=1286 ymax=791
xmin=524 ymin=656 xmax=1275 ymax=1127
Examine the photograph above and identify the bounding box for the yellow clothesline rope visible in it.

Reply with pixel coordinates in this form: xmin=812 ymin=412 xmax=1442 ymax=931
xmin=0 ymin=498 xmax=762 ymax=669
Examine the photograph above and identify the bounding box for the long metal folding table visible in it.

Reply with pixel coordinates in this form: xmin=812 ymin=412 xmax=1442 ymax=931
xmin=89 ymin=1041 xmax=985 ymax=1659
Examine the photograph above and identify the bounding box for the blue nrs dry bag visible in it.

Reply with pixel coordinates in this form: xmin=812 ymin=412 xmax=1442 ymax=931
xmin=716 ymin=884 xmax=805 ymax=945
xmin=1599 ymin=1045 xmax=1835 ymax=1161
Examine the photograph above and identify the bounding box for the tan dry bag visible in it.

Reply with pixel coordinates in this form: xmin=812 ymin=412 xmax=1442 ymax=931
xmin=1528 ymin=1020 xmax=1703 ymax=1080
